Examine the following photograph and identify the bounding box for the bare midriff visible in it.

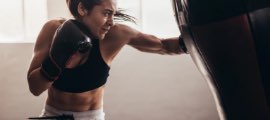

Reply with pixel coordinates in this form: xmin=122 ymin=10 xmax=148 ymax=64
xmin=46 ymin=85 xmax=105 ymax=112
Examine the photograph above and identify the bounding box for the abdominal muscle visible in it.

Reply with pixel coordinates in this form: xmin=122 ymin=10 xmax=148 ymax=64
xmin=46 ymin=85 xmax=105 ymax=112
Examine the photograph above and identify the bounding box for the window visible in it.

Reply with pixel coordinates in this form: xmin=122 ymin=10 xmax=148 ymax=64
xmin=141 ymin=0 xmax=180 ymax=37
xmin=0 ymin=0 xmax=179 ymax=43
xmin=117 ymin=0 xmax=143 ymax=30
xmin=0 ymin=0 xmax=24 ymax=43
xmin=0 ymin=0 xmax=47 ymax=43
xmin=118 ymin=0 xmax=180 ymax=37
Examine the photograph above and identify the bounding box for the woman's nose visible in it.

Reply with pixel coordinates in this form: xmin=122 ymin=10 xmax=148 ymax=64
xmin=107 ymin=16 xmax=114 ymax=26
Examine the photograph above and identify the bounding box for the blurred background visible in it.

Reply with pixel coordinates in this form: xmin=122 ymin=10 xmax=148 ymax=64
xmin=0 ymin=0 xmax=219 ymax=119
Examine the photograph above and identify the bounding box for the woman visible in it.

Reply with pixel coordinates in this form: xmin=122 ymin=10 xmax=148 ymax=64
xmin=27 ymin=0 xmax=186 ymax=119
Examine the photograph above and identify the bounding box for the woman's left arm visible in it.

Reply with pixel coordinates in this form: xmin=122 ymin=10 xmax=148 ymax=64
xmin=111 ymin=23 xmax=186 ymax=55
xmin=128 ymin=32 xmax=185 ymax=55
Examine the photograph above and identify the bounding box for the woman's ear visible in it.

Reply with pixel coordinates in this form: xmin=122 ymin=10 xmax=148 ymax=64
xmin=77 ymin=2 xmax=88 ymax=16
xmin=66 ymin=0 xmax=70 ymax=6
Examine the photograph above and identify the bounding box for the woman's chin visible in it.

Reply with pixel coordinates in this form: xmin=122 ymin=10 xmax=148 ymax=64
xmin=98 ymin=34 xmax=106 ymax=40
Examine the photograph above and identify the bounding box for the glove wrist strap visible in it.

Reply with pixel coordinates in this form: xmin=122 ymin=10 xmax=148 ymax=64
xmin=40 ymin=55 xmax=62 ymax=81
xmin=179 ymin=36 xmax=188 ymax=54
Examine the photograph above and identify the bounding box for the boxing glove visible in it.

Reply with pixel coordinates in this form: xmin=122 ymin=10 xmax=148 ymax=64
xmin=41 ymin=19 xmax=92 ymax=81
xmin=178 ymin=35 xmax=188 ymax=53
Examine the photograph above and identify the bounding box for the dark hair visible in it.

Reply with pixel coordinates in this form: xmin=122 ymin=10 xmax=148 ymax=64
xmin=67 ymin=0 xmax=136 ymax=23
xmin=114 ymin=8 xmax=137 ymax=23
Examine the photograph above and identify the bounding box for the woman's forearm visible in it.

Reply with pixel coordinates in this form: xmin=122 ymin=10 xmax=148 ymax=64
xmin=27 ymin=67 xmax=54 ymax=96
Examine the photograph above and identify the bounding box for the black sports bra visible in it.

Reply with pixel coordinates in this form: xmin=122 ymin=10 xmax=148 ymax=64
xmin=52 ymin=23 xmax=110 ymax=93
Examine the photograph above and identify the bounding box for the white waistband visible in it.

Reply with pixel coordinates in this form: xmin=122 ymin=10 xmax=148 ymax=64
xmin=42 ymin=104 xmax=105 ymax=119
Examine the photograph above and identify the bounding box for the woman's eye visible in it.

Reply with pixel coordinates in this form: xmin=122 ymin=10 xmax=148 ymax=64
xmin=104 ymin=12 xmax=110 ymax=17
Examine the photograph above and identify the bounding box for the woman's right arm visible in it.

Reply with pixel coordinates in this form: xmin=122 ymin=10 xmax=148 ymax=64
xmin=27 ymin=19 xmax=64 ymax=96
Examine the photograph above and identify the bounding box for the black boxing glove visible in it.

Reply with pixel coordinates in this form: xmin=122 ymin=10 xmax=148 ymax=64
xmin=41 ymin=19 xmax=92 ymax=81
xmin=178 ymin=35 xmax=188 ymax=54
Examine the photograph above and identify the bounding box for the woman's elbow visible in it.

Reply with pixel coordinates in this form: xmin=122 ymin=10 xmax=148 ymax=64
xmin=29 ymin=87 xmax=42 ymax=96
xmin=27 ymin=80 xmax=42 ymax=96
xmin=27 ymin=76 xmax=43 ymax=96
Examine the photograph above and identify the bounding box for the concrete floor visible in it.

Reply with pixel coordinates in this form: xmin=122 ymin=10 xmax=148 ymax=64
xmin=0 ymin=43 xmax=219 ymax=120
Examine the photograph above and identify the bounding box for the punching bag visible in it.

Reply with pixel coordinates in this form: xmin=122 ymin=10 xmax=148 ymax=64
xmin=172 ymin=0 xmax=270 ymax=120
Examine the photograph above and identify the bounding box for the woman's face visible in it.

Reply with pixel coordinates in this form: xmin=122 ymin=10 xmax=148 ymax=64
xmin=81 ymin=0 xmax=117 ymax=40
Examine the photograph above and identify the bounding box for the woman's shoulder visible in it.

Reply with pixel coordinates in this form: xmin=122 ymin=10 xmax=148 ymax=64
xmin=43 ymin=18 xmax=66 ymax=29
xmin=35 ymin=18 xmax=67 ymax=48
xmin=108 ymin=23 xmax=140 ymax=37
xmin=111 ymin=23 xmax=134 ymax=31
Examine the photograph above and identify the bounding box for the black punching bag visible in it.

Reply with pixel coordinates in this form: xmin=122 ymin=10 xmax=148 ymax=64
xmin=172 ymin=0 xmax=270 ymax=120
